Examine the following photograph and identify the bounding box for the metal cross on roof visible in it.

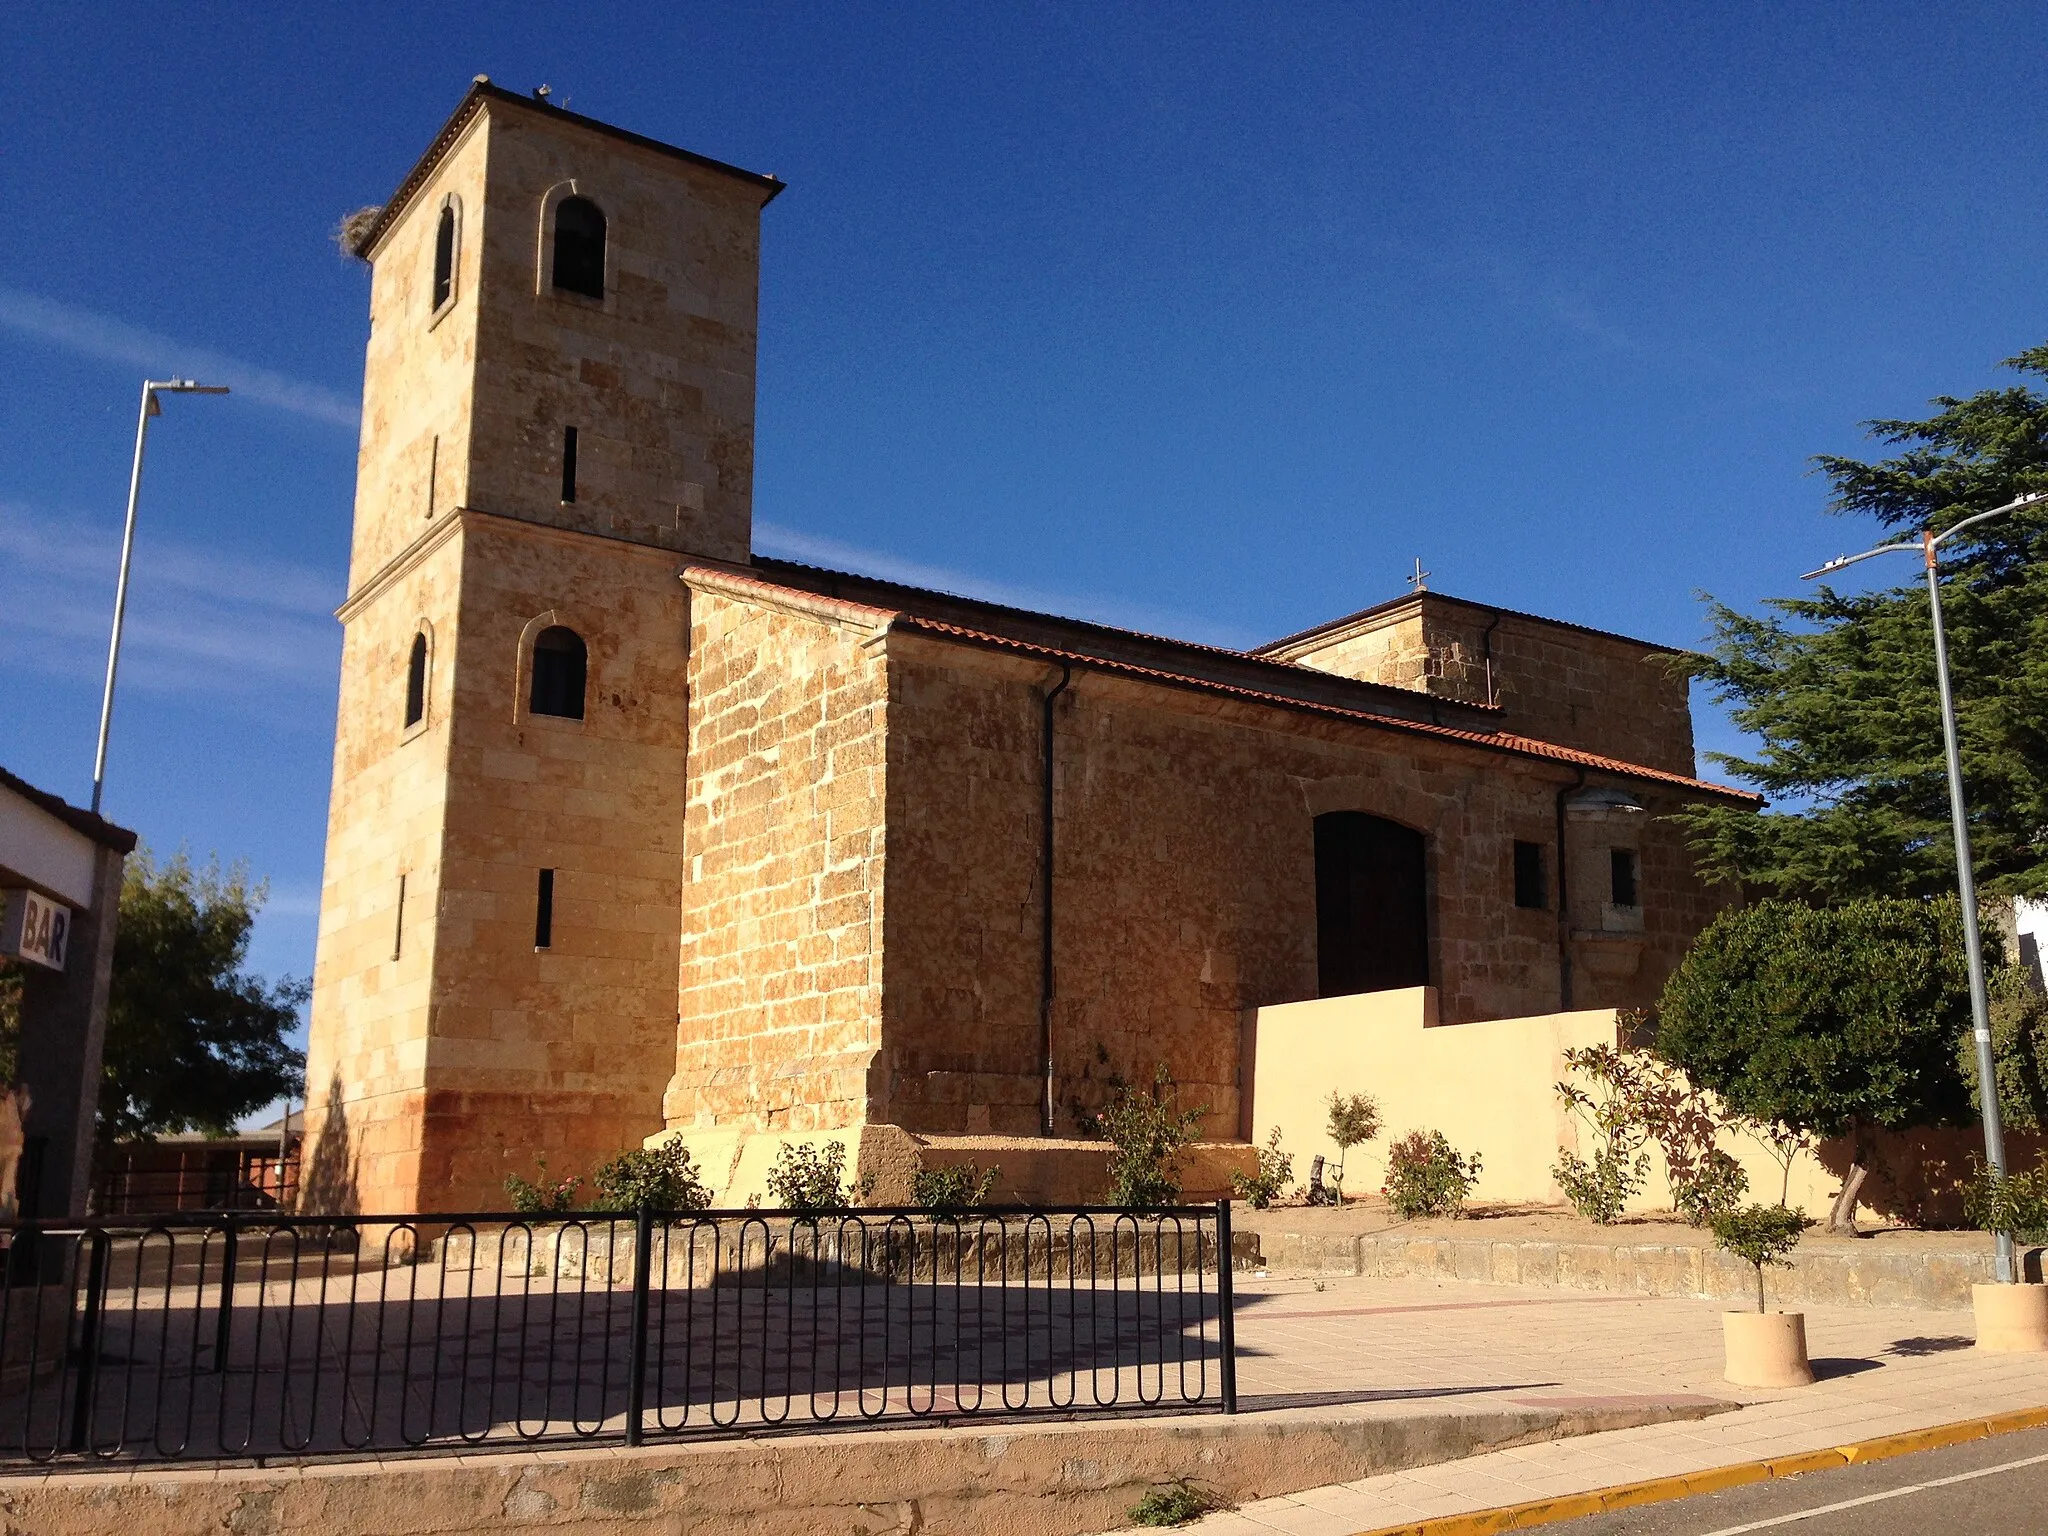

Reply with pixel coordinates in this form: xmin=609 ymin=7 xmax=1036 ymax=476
xmin=1408 ymin=558 xmax=1430 ymax=594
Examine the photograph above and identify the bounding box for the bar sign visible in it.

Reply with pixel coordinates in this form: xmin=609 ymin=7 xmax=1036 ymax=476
xmin=0 ymin=889 xmax=70 ymax=971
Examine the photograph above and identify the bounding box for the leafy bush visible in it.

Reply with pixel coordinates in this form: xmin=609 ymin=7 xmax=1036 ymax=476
xmin=1969 ymin=965 xmax=2048 ymax=1129
xmin=1381 ymin=1130 xmax=1482 ymax=1219
xmin=1230 ymin=1127 xmax=1293 ymax=1209
xmin=1090 ymin=1065 xmax=1209 ymax=1208
xmin=1553 ymin=1045 xmax=1655 ymax=1224
xmin=1742 ymin=1120 xmax=1816 ymax=1209
xmin=588 ymin=1140 xmax=713 ymax=1213
xmin=1552 ymin=1148 xmax=1642 ymax=1226
xmin=1550 ymin=1043 xmax=1753 ymax=1226
xmin=1963 ymin=1158 xmax=2048 ymax=1244
xmin=504 ymin=1156 xmax=580 ymax=1215
xmin=1709 ymin=1203 xmax=1813 ymax=1312
xmin=1673 ymin=1148 xmax=1750 ymax=1228
xmin=765 ymin=1140 xmax=874 ymax=1214
xmin=1127 ymin=1482 xmax=1216 ymax=1526
xmin=912 ymin=1160 xmax=1000 ymax=1213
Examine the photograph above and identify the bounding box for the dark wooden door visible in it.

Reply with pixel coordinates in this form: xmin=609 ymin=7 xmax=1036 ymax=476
xmin=1315 ymin=812 xmax=1430 ymax=997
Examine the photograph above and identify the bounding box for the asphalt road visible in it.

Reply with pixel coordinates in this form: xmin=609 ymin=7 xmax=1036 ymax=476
xmin=1537 ymin=1424 xmax=2048 ymax=1533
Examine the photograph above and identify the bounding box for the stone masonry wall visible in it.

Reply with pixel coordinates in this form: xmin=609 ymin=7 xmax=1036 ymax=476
xmin=664 ymin=586 xmax=889 ymax=1134
xmin=879 ymin=643 xmax=1049 ymax=1134
xmin=878 ymin=633 xmax=1731 ymax=1141
xmin=465 ymin=104 xmax=767 ymax=562
xmin=1275 ymin=596 xmax=1697 ymax=777
xmin=304 ymin=526 xmax=465 ymax=1215
xmin=414 ymin=514 xmax=690 ymax=1210
xmin=349 ymin=118 xmax=483 ymax=588
xmin=1483 ymin=614 xmax=1696 ymax=777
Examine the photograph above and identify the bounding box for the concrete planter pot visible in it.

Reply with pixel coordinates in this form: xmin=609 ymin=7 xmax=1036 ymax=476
xmin=1974 ymin=1282 xmax=2048 ymax=1352
xmin=1722 ymin=1310 xmax=1813 ymax=1388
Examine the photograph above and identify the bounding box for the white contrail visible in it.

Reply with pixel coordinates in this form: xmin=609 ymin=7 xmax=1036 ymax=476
xmin=0 ymin=285 xmax=362 ymax=430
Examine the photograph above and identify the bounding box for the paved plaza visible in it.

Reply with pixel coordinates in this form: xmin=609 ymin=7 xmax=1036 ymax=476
xmin=1115 ymin=1267 xmax=2048 ymax=1533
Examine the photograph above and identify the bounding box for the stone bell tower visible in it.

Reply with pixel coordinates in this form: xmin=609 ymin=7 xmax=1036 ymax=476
xmin=303 ymin=81 xmax=782 ymax=1214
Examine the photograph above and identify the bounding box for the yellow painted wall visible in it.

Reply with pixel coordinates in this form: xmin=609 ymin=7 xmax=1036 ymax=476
xmin=1246 ymin=989 xmax=1619 ymax=1204
xmin=1241 ymin=989 xmax=1944 ymax=1223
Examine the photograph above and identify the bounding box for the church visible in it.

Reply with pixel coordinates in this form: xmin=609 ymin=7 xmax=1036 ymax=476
xmin=302 ymin=81 xmax=1757 ymax=1215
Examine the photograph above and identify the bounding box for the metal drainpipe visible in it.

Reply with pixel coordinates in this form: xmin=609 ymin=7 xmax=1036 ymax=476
xmin=1040 ymin=662 xmax=1073 ymax=1135
xmin=1479 ymin=609 xmax=1504 ymax=707
xmin=1555 ymin=769 xmax=1586 ymax=1010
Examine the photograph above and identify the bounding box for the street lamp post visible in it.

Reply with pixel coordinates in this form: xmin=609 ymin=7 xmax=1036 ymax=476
xmin=89 ymin=378 xmax=230 ymax=816
xmin=1805 ymin=489 xmax=2048 ymax=1284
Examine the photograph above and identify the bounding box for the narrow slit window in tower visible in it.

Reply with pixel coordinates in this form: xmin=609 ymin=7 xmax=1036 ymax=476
xmin=392 ymin=873 xmax=406 ymax=961
xmin=1513 ymin=840 xmax=1547 ymax=910
xmin=560 ymin=426 xmax=578 ymax=503
xmin=404 ymin=632 xmax=428 ymax=727
xmin=431 ymin=204 xmax=455 ymax=310
xmin=535 ymin=869 xmax=555 ymax=950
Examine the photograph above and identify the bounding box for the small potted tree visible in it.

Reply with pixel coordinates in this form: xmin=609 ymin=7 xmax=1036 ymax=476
xmin=1964 ymin=1159 xmax=2048 ymax=1351
xmin=1710 ymin=1203 xmax=1815 ymax=1387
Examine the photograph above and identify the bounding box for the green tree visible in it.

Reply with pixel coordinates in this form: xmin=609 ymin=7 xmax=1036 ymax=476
xmin=1680 ymin=341 xmax=2048 ymax=902
xmin=1654 ymin=897 xmax=1972 ymax=1232
xmin=1976 ymin=965 xmax=2048 ymax=1130
xmin=96 ymin=849 xmax=307 ymax=1146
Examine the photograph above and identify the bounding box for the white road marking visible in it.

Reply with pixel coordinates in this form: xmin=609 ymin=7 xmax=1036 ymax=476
xmin=1693 ymin=1447 xmax=2048 ymax=1534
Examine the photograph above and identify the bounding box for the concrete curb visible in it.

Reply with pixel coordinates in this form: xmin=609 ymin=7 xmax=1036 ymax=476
xmin=1245 ymin=1230 xmax=2041 ymax=1311
xmin=0 ymin=1398 xmax=1733 ymax=1536
xmin=1346 ymin=1403 xmax=2048 ymax=1535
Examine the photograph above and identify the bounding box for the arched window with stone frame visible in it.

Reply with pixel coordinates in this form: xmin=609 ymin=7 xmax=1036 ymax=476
xmin=403 ymin=630 xmax=429 ymax=728
xmin=528 ymin=625 xmax=588 ymax=720
xmin=429 ymin=193 xmax=462 ymax=319
xmin=551 ymin=197 xmax=606 ymax=300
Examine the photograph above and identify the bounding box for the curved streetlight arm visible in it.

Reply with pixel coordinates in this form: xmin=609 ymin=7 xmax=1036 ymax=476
xmin=1931 ymin=490 xmax=2048 ymax=552
xmin=1802 ymin=490 xmax=2048 ymax=580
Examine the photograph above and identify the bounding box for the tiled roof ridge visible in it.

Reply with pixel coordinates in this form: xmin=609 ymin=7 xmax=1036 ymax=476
xmin=892 ymin=613 xmax=1758 ymax=802
xmin=1255 ymin=588 xmax=1707 ymax=660
xmin=750 ymin=555 xmax=1277 ymax=663
xmin=685 ymin=561 xmax=902 ymax=628
xmin=746 ymin=554 xmax=1502 ymax=715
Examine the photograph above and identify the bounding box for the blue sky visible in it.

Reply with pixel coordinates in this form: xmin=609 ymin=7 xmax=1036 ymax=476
xmin=4 ymin=4 xmax=2045 ymax=1072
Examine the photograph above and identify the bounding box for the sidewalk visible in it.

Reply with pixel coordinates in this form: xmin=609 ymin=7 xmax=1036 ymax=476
xmin=1104 ymin=1268 xmax=2048 ymax=1533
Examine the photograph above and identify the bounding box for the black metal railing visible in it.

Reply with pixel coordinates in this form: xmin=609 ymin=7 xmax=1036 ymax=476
xmin=0 ymin=1203 xmax=1236 ymax=1467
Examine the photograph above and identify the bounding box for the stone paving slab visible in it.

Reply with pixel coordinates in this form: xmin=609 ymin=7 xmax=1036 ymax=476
xmin=1097 ymin=1268 xmax=2048 ymax=1534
